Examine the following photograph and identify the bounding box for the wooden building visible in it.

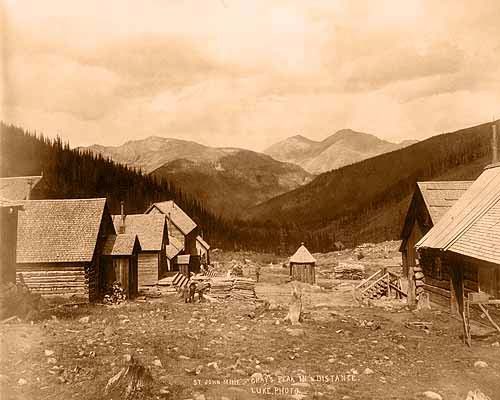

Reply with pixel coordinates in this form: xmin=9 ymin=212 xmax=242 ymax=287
xmin=0 ymin=198 xmax=24 ymax=284
xmin=400 ymin=181 xmax=472 ymax=277
xmin=196 ymin=235 xmax=210 ymax=265
xmin=101 ymin=234 xmax=141 ymax=298
xmin=16 ymin=198 xmax=115 ymax=302
xmin=112 ymin=213 xmax=169 ymax=287
xmin=0 ymin=175 xmax=43 ymax=200
xmin=400 ymin=181 xmax=472 ymax=303
xmin=289 ymin=243 xmax=316 ymax=284
xmin=416 ymin=163 xmax=500 ymax=313
xmin=146 ymin=201 xmax=199 ymax=256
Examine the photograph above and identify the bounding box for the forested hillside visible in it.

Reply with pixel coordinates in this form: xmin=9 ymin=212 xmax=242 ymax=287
xmin=2 ymin=121 xmax=497 ymax=254
xmin=248 ymin=121 xmax=497 ymax=246
xmin=0 ymin=123 xmax=239 ymax=248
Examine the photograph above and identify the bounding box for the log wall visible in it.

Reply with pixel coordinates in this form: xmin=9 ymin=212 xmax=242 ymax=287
xmin=419 ymin=248 xmax=479 ymax=311
xmin=16 ymin=263 xmax=90 ymax=301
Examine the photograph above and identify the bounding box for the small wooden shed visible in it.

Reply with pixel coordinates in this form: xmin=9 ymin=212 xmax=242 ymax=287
xmin=290 ymin=243 xmax=316 ymax=284
xmin=101 ymin=234 xmax=141 ymax=298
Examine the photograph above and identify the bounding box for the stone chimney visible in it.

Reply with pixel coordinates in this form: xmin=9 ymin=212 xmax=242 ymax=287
xmin=492 ymin=122 xmax=498 ymax=164
xmin=119 ymin=201 xmax=126 ymax=234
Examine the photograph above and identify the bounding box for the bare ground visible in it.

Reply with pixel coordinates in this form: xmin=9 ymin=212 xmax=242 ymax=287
xmin=1 ymin=245 xmax=499 ymax=400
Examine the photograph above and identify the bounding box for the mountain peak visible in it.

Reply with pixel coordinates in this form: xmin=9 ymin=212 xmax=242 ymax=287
xmin=265 ymin=129 xmax=414 ymax=174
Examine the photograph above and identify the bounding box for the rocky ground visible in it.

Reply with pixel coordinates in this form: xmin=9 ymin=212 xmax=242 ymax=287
xmin=1 ymin=244 xmax=499 ymax=400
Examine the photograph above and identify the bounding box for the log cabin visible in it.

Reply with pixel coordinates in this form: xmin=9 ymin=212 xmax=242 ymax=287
xmin=416 ymin=162 xmax=500 ymax=315
xmin=0 ymin=198 xmax=24 ymax=284
xmin=101 ymin=233 xmax=141 ymax=298
xmin=289 ymin=243 xmax=316 ymax=284
xmin=16 ymin=198 xmax=114 ymax=302
xmin=400 ymin=181 xmax=473 ymax=277
xmin=111 ymin=213 xmax=169 ymax=287
xmin=399 ymin=181 xmax=472 ymax=303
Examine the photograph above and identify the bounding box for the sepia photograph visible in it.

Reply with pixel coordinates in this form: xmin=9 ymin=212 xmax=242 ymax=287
xmin=1 ymin=1 xmax=500 ymax=399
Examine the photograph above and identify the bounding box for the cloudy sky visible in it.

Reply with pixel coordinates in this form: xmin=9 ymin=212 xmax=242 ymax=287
xmin=1 ymin=0 xmax=499 ymax=151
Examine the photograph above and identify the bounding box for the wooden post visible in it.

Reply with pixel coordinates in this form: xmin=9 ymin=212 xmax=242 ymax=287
xmin=450 ymin=274 xmax=459 ymax=316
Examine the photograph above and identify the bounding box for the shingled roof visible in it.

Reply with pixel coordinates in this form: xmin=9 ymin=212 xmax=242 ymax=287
xmin=417 ymin=181 xmax=473 ymax=223
xmin=0 ymin=176 xmax=42 ymax=200
xmin=17 ymin=198 xmax=110 ymax=263
xmin=166 ymin=235 xmax=183 ymax=259
xmin=400 ymin=181 xmax=473 ymax=251
xmin=146 ymin=201 xmax=197 ymax=235
xmin=112 ymin=214 xmax=167 ymax=251
xmin=417 ymin=164 xmax=500 ymax=265
xmin=290 ymin=244 xmax=316 ymax=264
xmin=103 ymin=234 xmax=141 ymax=256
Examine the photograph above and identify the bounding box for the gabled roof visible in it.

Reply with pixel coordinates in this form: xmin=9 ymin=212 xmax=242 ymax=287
xmin=103 ymin=234 xmax=141 ymax=256
xmin=146 ymin=201 xmax=197 ymax=235
xmin=17 ymin=198 xmax=110 ymax=263
xmin=196 ymin=235 xmax=210 ymax=250
xmin=400 ymin=181 xmax=473 ymax=250
xmin=417 ymin=181 xmax=473 ymax=223
xmin=166 ymin=235 xmax=183 ymax=259
xmin=290 ymin=244 xmax=316 ymax=264
xmin=0 ymin=176 xmax=42 ymax=200
xmin=112 ymin=214 xmax=167 ymax=251
xmin=417 ymin=164 xmax=500 ymax=265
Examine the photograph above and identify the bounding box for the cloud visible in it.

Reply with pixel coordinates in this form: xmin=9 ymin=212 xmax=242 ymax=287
xmin=1 ymin=0 xmax=500 ymax=151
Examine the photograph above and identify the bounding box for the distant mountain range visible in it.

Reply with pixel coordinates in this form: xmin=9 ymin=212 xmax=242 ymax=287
xmin=247 ymin=122 xmax=496 ymax=247
xmin=80 ymin=137 xmax=312 ymax=217
xmin=264 ymin=129 xmax=417 ymax=174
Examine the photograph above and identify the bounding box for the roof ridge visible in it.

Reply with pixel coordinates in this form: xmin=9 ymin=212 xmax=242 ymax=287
xmin=22 ymin=197 xmax=107 ymax=202
xmin=0 ymin=175 xmax=43 ymax=179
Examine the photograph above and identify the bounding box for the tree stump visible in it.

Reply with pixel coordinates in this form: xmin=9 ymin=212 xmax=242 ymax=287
xmin=284 ymin=285 xmax=303 ymax=325
xmin=104 ymin=355 xmax=153 ymax=400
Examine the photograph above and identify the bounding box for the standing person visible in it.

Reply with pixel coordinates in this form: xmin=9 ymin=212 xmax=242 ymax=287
xmin=255 ymin=265 xmax=261 ymax=283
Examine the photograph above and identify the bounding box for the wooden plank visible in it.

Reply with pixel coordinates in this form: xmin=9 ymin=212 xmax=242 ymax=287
xmin=478 ymin=304 xmax=500 ymax=333
xmin=423 ymin=283 xmax=451 ymax=299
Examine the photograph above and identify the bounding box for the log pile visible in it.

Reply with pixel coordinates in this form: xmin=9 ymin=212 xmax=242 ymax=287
xmin=103 ymin=282 xmax=127 ymax=305
xmin=231 ymin=278 xmax=256 ymax=301
xmin=334 ymin=263 xmax=365 ymax=280
xmin=414 ymin=265 xmax=425 ymax=299
xmin=209 ymin=278 xmax=233 ymax=299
